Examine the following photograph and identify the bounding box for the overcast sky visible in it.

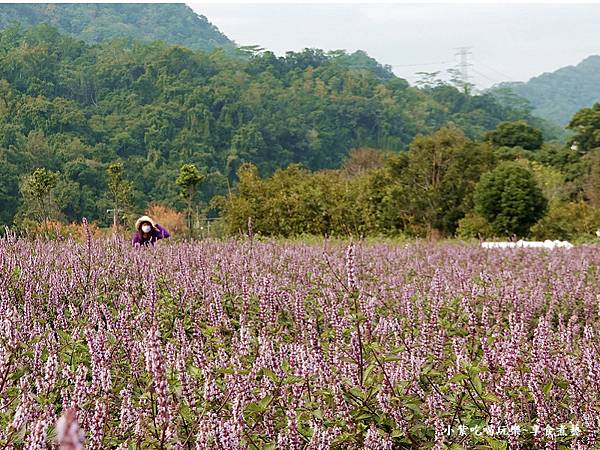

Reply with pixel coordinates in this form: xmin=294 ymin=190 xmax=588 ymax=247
xmin=188 ymin=3 xmax=600 ymax=89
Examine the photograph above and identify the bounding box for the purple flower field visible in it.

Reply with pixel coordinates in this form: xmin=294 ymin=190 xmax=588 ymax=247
xmin=1 ymin=233 xmax=599 ymax=449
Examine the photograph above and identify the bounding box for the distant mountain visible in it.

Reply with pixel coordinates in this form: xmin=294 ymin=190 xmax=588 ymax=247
xmin=0 ymin=3 xmax=236 ymax=52
xmin=491 ymin=56 xmax=600 ymax=126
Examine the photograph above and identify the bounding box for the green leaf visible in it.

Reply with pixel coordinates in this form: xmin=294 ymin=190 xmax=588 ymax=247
xmin=472 ymin=375 xmax=483 ymax=394
xmin=391 ymin=429 xmax=404 ymax=438
xmin=449 ymin=373 xmax=469 ymax=383
xmin=258 ymin=395 xmax=273 ymax=411
xmin=245 ymin=402 xmax=262 ymax=415
xmin=261 ymin=368 xmax=280 ymax=382
xmin=364 ymin=362 xmax=377 ymax=381
xmin=189 ymin=365 xmax=202 ymax=379
xmin=485 ymin=438 xmax=507 ymax=450
xmin=347 ymin=387 xmax=365 ymax=401
xmin=483 ymin=392 xmax=502 ymax=402
xmin=404 ymin=402 xmax=422 ymax=415
xmin=57 ymin=330 xmax=72 ymax=341
xmin=284 ymin=375 xmax=305 ymax=384
xmin=449 ymin=444 xmax=466 ymax=450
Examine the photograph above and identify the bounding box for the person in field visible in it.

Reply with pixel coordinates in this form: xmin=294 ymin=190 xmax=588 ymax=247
xmin=132 ymin=215 xmax=170 ymax=247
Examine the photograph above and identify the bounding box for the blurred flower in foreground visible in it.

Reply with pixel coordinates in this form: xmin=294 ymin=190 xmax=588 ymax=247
xmin=56 ymin=408 xmax=84 ymax=450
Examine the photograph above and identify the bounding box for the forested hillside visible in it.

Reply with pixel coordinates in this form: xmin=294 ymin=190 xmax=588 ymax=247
xmin=0 ymin=24 xmax=536 ymax=227
xmin=492 ymin=55 xmax=600 ymax=126
xmin=0 ymin=3 xmax=235 ymax=52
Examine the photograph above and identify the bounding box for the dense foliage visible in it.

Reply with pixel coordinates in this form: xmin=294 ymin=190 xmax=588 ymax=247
xmin=221 ymin=123 xmax=600 ymax=240
xmin=0 ymin=24 xmax=537 ymax=228
xmin=2 ymin=235 xmax=600 ymax=449
xmin=568 ymin=103 xmax=600 ymax=153
xmin=220 ymin=127 xmax=498 ymax=238
xmin=218 ymin=163 xmax=373 ymax=237
xmin=484 ymin=121 xmax=543 ymax=151
xmin=492 ymin=55 xmax=600 ymax=126
xmin=473 ymin=161 xmax=548 ymax=236
xmin=0 ymin=3 xmax=235 ymax=52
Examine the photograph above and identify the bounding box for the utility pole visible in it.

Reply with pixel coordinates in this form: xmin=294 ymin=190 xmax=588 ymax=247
xmin=106 ymin=208 xmax=122 ymax=228
xmin=454 ymin=46 xmax=473 ymax=93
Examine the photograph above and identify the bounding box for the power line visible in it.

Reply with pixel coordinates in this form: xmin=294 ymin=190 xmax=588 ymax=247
xmin=471 ymin=57 xmax=516 ymax=81
xmin=388 ymin=50 xmax=515 ymax=85
xmin=389 ymin=50 xmax=514 ymax=90
xmin=470 ymin=67 xmax=501 ymax=85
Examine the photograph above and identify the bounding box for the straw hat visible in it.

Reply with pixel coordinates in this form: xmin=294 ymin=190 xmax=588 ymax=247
xmin=135 ymin=215 xmax=156 ymax=232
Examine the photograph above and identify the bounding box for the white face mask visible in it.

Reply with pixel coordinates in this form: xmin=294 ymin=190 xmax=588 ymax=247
xmin=141 ymin=224 xmax=152 ymax=233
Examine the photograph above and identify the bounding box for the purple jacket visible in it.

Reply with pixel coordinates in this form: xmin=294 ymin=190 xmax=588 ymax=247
xmin=132 ymin=223 xmax=170 ymax=247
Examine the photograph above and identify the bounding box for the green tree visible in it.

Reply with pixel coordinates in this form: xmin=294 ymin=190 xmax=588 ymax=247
xmin=456 ymin=213 xmax=493 ymax=239
xmin=583 ymin=149 xmax=600 ymax=206
xmin=485 ymin=121 xmax=544 ymax=150
xmin=530 ymin=201 xmax=600 ymax=241
xmin=106 ymin=161 xmax=133 ymax=227
xmin=371 ymin=127 xmax=494 ymax=236
xmin=17 ymin=167 xmax=60 ymax=229
xmin=0 ymin=157 xmax=19 ymax=226
xmin=176 ymin=163 xmax=204 ymax=233
xmin=568 ymin=103 xmax=600 ymax=153
xmin=474 ymin=161 xmax=548 ymax=237
xmin=513 ymin=159 xmax=569 ymax=207
xmin=217 ymin=163 xmax=373 ymax=237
